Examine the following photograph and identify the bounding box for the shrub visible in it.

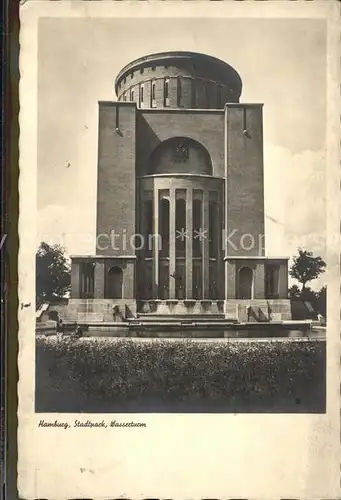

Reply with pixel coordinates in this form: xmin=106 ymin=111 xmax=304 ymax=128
xmin=36 ymin=336 xmax=326 ymax=413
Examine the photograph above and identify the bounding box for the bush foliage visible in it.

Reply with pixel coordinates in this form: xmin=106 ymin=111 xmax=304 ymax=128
xmin=36 ymin=336 xmax=326 ymax=413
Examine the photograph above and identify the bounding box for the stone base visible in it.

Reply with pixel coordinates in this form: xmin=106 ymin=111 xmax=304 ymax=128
xmin=46 ymin=298 xmax=291 ymax=323
xmin=224 ymin=299 xmax=292 ymax=321
xmin=49 ymin=299 xmax=137 ymax=323
xmin=138 ymin=300 xmax=225 ymax=315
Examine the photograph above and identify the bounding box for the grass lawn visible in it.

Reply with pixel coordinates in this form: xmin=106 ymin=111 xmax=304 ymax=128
xmin=35 ymin=336 xmax=326 ymax=413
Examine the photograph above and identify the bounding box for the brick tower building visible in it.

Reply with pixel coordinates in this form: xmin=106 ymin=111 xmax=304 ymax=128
xmin=68 ymin=51 xmax=291 ymax=322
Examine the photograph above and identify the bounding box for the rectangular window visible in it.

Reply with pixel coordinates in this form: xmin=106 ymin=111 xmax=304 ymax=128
xmin=192 ymin=80 xmax=196 ymax=108
xmin=151 ymin=81 xmax=156 ymax=107
xmin=123 ymin=92 xmax=127 ymax=102
xmin=177 ymin=77 xmax=182 ymax=107
xmin=130 ymin=88 xmax=135 ymax=101
xmin=164 ymin=78 xmax=170 ymax=106
xmin=80 ymin=262 xmax=95 ymax=299
xmin=140 ymin=84 xmax=144 ymax=107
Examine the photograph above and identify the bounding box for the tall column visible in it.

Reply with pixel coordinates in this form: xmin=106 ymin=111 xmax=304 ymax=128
xmin=152 ymin=189 xmax=159 ymax=298
xmin=217 ymin=192 xmax=224 ymax=298
xmin=94 ymin=261 xmax=105 ymax=298
xmin=71 ymin=260 xmax=81 ymax=298
xmin=169 ymin=189 xmax=176 ymax=299
xmin=186 ymin=188 xmax=193 ymax=298
xmin=138 ymin=199 xmax=146 ymax=301
xmin=202 ymin=191 xmax=210 ymax=298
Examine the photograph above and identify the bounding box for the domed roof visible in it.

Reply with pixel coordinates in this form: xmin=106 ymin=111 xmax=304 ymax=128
xmin=115 ymin=51 xmax=242 ymax=99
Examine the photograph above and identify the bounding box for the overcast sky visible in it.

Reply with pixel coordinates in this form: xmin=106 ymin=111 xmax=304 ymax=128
xmin=37 ymin=17 xmax=327 ymax=288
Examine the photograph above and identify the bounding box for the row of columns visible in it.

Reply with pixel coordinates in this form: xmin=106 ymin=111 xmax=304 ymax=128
xmin=151 ymin=188 xmax=212 ymax=300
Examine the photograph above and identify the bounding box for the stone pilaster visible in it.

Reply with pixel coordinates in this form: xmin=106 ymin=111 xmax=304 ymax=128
xmin=224 ymin=259 xmax=236 ymax=299
xmin=152 ymin=190 xmax=159 ymax=298
xmin=217 ymin=196 xmax=224 ymax=299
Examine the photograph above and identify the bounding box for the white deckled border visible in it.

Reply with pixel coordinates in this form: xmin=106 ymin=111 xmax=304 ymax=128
xmin=17 ymin=1 xmax=341 ymax=499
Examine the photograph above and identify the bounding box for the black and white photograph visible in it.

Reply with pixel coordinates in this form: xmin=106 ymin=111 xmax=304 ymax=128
xmin=35 ymin=14 xmax=328 ymax=414
xmin=18 ymin=1 xmax=340 ymax=498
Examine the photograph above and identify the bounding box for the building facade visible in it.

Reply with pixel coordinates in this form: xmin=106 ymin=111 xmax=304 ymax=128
xmin=68 ymin=51 xmax=291 ymax=322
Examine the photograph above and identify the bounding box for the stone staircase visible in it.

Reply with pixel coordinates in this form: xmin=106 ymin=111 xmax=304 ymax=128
xmin=132 ymin=313 xmax=236 ymax=325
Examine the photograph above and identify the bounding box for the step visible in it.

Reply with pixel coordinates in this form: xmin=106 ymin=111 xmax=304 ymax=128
xmin=137 ymin=313 xmax=225 ymax=320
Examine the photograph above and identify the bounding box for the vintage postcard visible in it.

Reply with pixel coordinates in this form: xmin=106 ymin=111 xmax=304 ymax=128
xmin=18 ymin=0 xmax=340 ymax=498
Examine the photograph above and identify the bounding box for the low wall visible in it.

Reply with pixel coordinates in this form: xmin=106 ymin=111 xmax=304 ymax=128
xmin=224 ymin=299 xmax=292 ymax=321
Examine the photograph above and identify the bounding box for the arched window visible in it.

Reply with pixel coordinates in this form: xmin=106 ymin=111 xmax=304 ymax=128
xmin=140 ymin=84 xmax=144 ymax=107
xmin=159 ymin=198 xmax=170 ymax=257
xmin=164 ymin=78 xmax=170 ymax=106
xmin=151 ymin=80 xmax=156 ymax=107
xmin=177 ymin=77 xmax=182 ymax=106
xmin=176 ymin=198 xmax=186 ymax=256
xmin=107 ymin=266 xmax=123 ymax=299
xmin=148 ymin=137 xmax=213 ymax=175
xmin=237 ymin=267 xmax=253 ymax=300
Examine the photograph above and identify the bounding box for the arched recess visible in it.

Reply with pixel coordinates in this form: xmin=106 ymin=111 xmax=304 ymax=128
xmin=237 ymin=267 xmax=253 ymax=300
xmin=107 ymin=266 xmax=124 ymax=299
xmin=147 ymin=137 xmax=213 ymax=175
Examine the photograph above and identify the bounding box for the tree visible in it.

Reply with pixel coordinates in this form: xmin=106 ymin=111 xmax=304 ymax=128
xmin=36 ymin=242 xmax=71 ymax=306
xmin=316 ymin=286 xmax=327 ymax=319
xmin=288 ymin=284 xmax=301 ymax=299
xmin=289 ymin=284 xmax=318 ymax=305
xmin=289 ymin=249 xmax=326 ymax=291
